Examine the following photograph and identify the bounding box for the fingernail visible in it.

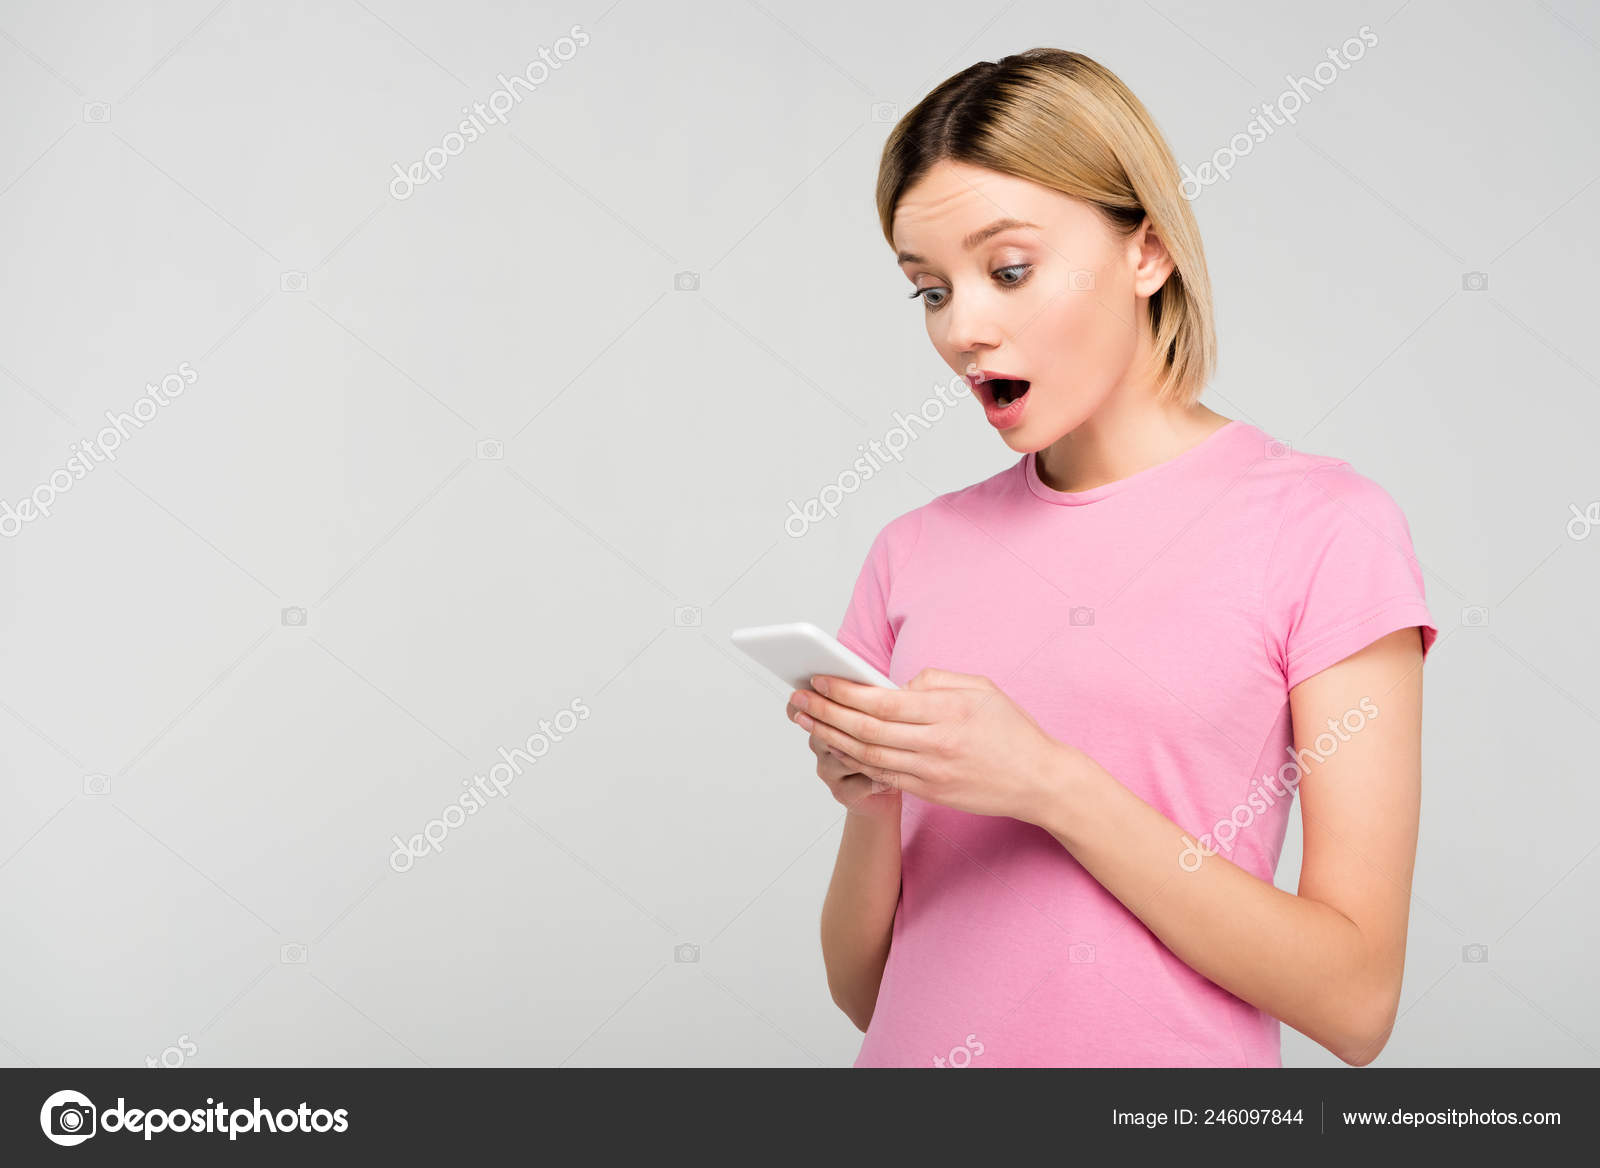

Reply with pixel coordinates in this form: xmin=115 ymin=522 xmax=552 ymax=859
xmin=796 ymin=712 xmax=814 ymax=731
xmin=811 ymin=676 xmax=829 ymax=696
xmin=791 ymin=692 xmax=809 ymax=712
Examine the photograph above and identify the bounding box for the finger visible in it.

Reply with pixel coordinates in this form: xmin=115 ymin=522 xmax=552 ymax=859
xmin=827 ymin=747 xmax=871 ymax=776
xmin=813 ymin=740 xmax=859 ymax=774
xmin=816 ymin=737 xmax=859 ymax=766
xmin=806 ymin=716 xmax=923 ymax=785
xmin=810 ymin=675 xmax=941 ymax=724
xmin=907 ymin=667 xmax=992 ymax=691
xmin=832 ymin=746 xmax=865 ymax=767
xmin=818 ymin=753 xmax=850 ymax=782
xmin=818 ymin=751 xmax=862 ymax=787
xmin=792 ymin=688 xmax=932 ymax=751
xmin=836 ymin=773 xmax=896 ymax=807
xmin=851 ymin=772 xmax=896 ymax=794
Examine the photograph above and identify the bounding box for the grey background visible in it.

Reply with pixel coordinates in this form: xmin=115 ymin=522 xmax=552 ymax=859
xmin=1 ymin=0 xmax=1596 ymax=1068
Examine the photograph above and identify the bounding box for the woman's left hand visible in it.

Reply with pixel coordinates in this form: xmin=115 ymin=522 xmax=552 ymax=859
xmin=788 ymin=667 xmax=1084 ymax=825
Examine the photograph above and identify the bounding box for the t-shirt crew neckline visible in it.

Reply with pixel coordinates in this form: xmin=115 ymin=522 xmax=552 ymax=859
xmin=1022 ymin=418 xmax=1246 ymax=506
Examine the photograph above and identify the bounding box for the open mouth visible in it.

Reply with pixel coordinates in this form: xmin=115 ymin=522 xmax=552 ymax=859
xmin=987 ymin=377 xmax=1030 ymax=407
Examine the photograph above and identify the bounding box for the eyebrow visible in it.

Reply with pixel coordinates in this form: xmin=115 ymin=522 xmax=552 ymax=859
xmin=896 ymin=217 xmax=1040 ymax=265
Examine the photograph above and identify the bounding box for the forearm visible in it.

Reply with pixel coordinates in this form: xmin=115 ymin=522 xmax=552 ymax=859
xmin=820 ymin=810 xmax=902 ymax=1031
xmin=1037 ymin=751 xmax=1400 ymax=1065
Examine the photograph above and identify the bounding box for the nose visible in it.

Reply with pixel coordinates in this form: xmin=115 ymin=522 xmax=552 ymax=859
xmin=939 ymin=283 xmax=1005 ymax=358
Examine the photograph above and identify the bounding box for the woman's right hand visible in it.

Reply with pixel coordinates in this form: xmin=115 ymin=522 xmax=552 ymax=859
xmin=789 ymin=696 xmax=902 ymax=822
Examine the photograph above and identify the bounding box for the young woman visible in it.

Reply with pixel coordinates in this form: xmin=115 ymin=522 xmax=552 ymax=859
xmin=787 ymin=48 xmax=1438 ymax=1068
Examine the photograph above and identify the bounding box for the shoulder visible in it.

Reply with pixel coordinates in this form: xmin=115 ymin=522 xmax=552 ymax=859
xmin=1245 ymin=435 xmax=1434 ymax=684
xmin=1226 ymin=427 xmax=1412 ymax=538
xmin=1272 ymin=456 xmax=1412 ymax=543
xmin=1252 ymin=435 xmax=1425 ymax=604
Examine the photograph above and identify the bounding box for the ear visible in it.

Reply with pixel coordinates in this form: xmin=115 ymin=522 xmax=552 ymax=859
xmin=1130 ymin=218 xmax=1176 ymax=299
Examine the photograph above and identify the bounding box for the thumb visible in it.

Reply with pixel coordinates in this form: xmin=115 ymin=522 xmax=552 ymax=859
xmin=907 ymin=667 xmax=988 ymax=691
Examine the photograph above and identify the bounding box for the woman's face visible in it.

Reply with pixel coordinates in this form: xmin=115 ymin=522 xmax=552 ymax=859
xmin=892 ymin=159 xmax=1168 ymax=451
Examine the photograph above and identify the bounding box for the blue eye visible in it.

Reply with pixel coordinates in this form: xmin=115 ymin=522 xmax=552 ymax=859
xmin=907 ymin=264 xmax=1033 ymax=311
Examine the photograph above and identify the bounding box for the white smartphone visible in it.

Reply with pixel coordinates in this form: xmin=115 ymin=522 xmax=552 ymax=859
xmin=730 ymin=622 xmax=898 ymax=692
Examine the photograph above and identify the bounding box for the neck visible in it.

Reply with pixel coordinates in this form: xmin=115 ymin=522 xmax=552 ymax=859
xmin=1033 ymin=387 xmax=1229 ymax=494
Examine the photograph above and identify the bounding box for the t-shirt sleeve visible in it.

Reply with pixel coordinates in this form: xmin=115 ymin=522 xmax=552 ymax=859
xmin=836 ymin=511 xmax=920 ymax=678
xmin=1263 ymin=464 xmax=1438 ymax=691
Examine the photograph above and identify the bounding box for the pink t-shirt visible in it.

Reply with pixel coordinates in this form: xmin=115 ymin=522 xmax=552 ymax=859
xmin=836 ymin=419 xmax=1438 ymax=1067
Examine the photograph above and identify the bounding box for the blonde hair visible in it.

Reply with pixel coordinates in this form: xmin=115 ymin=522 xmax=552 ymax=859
xmin=876 ymin=48 xmax=1216 ymax=407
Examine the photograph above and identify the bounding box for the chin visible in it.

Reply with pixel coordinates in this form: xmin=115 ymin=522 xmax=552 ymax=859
xmin=1000 ymin=412 xmax=1070 ymax=454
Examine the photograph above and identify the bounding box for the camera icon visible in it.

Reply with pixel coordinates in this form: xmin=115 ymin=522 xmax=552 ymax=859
xmin=870 ymin=101 xmax=899 ymax=123
xmin=49 ymin=1099 xmax=96 ymax=1141
xmin=1461 ymin=271 xmax=1488 ymax=292
xmin=83 ymin=773 xmax=111 ymax=796
xmin=674 ymin=605 xmax=701 ymax=627
xmin=1069 ymin=942 xmax=1096 ymax=964
xmin=1069 ymin=606 xmax=1095 ymax=627
xmin=673 ymin=270 xmax=700 ymax=292
xmin=281 ymin=606 xmax=308 ymax=627
xmin=476 ymin=439 xmax=504 ymax=460
xmin=1461 ymin=943 xmax=1489 ymax=963
xmin=1265 ymin=438 xmax=1292 ymax=459
xmin=1460 ymin=605 xmax=1489 ymax=627
xmin=1068 ymin=269 xmax=1096 ymax=291
xmin=280 ymin=270 xmax=308 ymax=293
xmin=82 ymin=101 xmax=111 ymax=123
xmin=674 ymin=942 xmax=699 ymax=963
xmin=280 ymin=943 xmax=308 ymax=964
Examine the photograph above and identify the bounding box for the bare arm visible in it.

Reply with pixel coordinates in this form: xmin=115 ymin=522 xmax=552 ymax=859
xmin=1035 ymin=626 xmax=1425 ymax=1064
xmin=790 ymin=696 xmax=904 ymax=1032
xmin=820 ymin=806 xmax=901 ymax=1031
xmin=790 ymin=627 xmax=1427 ymax=1061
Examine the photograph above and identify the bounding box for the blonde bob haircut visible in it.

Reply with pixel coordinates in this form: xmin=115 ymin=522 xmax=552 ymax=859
xmin=876 ymin=48 xmax=1216 ymax=407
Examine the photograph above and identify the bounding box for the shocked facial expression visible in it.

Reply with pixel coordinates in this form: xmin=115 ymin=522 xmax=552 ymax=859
xmin=892 ymin=159 xmax=1159 ymax=450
